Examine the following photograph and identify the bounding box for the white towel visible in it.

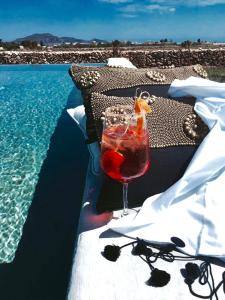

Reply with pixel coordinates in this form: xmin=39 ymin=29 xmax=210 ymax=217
xmin=107 ymin=57 xmax=137 ymax=69
xmin=67 ymin=106 xmax=101 ymax=175
xmin=168 ymin=76 xmax=225 ymax=99
xmin=108 ymin=76 xmax=225 ymax=258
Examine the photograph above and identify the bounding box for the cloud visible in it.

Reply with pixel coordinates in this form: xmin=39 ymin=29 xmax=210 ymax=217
xmin=118 ymin=3 xmax=176 ymax=14
xmin=120 ymin=13 xmax=138 ymax=18
xmin=118 ymin=4 xmax=137 ymax=12
xmin=145 ymin=4 xmax=176 ymax=12
xmin=99 ymin=0 xmax=225 ymax=19
xmin=99 ymin=0 xmax=133 ymax=3
xmin=146 ymin=0 xmax=225 ymax=7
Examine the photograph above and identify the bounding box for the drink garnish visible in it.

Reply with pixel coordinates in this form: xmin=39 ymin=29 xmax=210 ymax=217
xmin=134 ymin=98 xmax=152 ymax=114
xmin=134 ymin=96 xmax=152 ymax=134
xmin=101 ymin=149 xmax=125 ymax=181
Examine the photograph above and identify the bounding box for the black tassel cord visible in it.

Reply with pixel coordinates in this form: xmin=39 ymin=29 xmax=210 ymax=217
xmin=102 ymin=237 xmax=225 ymax=299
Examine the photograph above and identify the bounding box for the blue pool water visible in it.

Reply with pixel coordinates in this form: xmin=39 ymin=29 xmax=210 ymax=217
xmin=0 ymin=64 xmax=81 ymax=263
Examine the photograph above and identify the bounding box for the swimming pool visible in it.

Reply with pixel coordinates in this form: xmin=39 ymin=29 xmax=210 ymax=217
xmin=0 ymin=64 xmax=81 ymax=263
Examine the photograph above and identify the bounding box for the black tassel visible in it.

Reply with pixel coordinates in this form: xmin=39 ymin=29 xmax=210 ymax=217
xmin=102 ymin=245 xmax=121 ymax=262
xmin=147 ymin=268 xmax=171 ymax=287
xmin=184 ymin=262 xmax=200 ymax=285
xmin=132 ymin=240 xmax=153 ymax=256
xmin=171 ymin=237 xmax=185 ymax=248
xmin=222 ymin=271 xmax=225 ymax=294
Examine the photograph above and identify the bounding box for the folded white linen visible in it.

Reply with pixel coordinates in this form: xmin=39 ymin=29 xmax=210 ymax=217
xmin=67 ymin=106 xmax=101 ymax=175
xmin=108 ymin=76 xmax=225 ymax=258
xmin=168 ymin=76 xmax=225 ymax=99
xmin=107 ymin=57 xmax=137 ymax=69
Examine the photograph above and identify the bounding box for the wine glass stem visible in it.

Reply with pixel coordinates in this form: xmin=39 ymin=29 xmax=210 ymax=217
xmin=122 ymin=182 xmax=129 ymax=216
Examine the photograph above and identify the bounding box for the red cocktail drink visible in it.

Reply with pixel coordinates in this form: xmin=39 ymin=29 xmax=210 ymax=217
xmin=101 ymin=125 xmax=150 ymax=183
xmin=100 ymin=102 xmax=151 ymax=216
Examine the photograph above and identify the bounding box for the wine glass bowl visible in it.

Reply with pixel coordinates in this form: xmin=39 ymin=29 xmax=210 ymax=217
xmin=100 ymin=104 xmax=150 ymax=216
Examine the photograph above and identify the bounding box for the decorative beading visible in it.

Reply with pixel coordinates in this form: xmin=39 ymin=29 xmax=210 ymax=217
xmin=101 ymin=108 xmax=131 ymax=127
xmin=146 ymin=71 xmax=166 ymax=82
xmin=100 ymin=96 xmax=156 ymax=123
xmin=79 ymin=71 xmax=100 ymax=88
xmin=183 ymin=113 xmax=208 ymax=141
xmin=160 ymin=65 xmax=175 ymax=69
xmin=108 ymin=65 xmax=124 ymax=68
xmin=147 ymin=94 xmax=157 ymax=104
xmin=193 ymin=65 xmax=208 ymax=79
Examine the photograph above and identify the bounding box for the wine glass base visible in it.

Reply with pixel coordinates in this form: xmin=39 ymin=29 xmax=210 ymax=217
xmin=122 ymin=211 xmax=129 ymax=217
xmin=113 ymin=208 xmax=139 ymax=219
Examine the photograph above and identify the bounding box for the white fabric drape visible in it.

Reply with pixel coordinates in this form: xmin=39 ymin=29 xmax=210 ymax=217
xmin=107 ymin=57 xmax=137 ymax=69
xmin=108 ymin=76 xmax=225 ymax=258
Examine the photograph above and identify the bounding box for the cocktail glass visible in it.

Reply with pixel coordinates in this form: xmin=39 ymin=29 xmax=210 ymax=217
xmin=100 ymin=104 xmax=150 ymax=216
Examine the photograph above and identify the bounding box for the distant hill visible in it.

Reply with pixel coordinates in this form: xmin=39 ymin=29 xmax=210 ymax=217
xmin=13 ymin=33 xmax=108 ymax=45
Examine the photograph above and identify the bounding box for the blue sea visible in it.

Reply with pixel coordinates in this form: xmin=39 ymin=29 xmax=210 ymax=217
xmin=0 ymin=64 xmax=88 ymax=263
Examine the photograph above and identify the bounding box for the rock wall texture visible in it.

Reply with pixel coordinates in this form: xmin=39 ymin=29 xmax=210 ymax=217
xmin=1 ymin=49 xmax=225 ymax=67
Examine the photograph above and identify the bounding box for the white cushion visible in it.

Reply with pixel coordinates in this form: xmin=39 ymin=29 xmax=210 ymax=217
xmin=107 ymin=57 xmax=137 ymax=69
xmin=67 ymin=106 xmax=101 ymax=175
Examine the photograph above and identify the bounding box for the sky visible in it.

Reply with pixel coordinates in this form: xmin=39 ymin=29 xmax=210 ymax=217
xmin=1 ymin=0 xmax=225 ymax=42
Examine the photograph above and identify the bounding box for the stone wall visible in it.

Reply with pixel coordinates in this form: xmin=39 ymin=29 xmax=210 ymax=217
xmin=0 ymin=50 xmax=112 ymax=65
xmin=1 ymin=48 xmax=225 ymax=67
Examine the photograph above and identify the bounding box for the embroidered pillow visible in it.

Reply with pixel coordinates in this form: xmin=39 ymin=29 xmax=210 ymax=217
xmin=69 ymin=64 xmax=208 ymax=95
xmin=90 ymin=93 xmax=208 ymax=148
xmin=69 ymin=64 xmax=208 ymax=143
